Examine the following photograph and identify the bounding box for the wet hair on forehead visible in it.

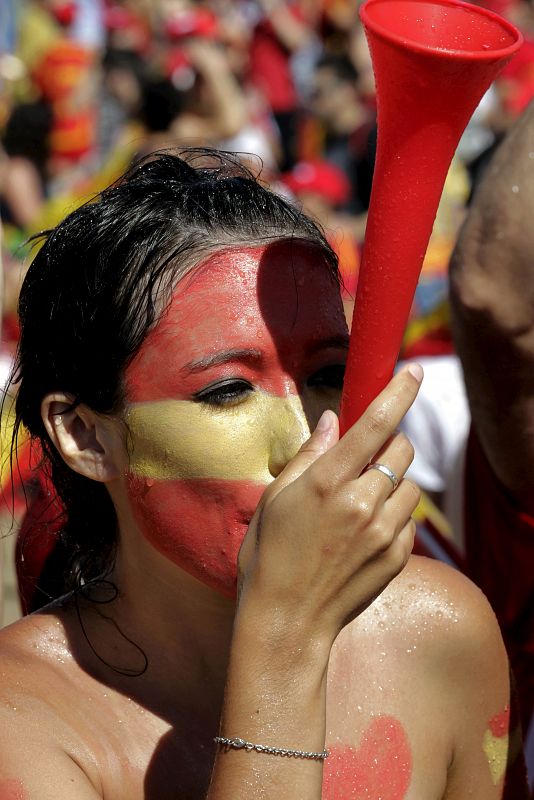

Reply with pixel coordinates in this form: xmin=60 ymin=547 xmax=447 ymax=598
xmin=9 ymin=148 xmax=339 ymax=594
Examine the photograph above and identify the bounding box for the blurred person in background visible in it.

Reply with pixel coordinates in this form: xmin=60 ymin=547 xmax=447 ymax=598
xmin=248 ymin=0 xmax=320 ymax=170
xmin=0 ymin=106 xmax=52 ymax=230
xmin=161 ymin=36 xmax=248 ymax=149
xmin=111 ymin=5 xmax=249 ymax=156
xmin=461 ymin=0 xmax=534 ymax=195
xmin=306 ymin=53 xmax=375 ymax=224
xmin=98 ymin=47 xmax=147 ymax=162
xmin=211 ymin=1 xmax=284 ymax=176
xmin=447 ymin=101 xmax=534 ymax=769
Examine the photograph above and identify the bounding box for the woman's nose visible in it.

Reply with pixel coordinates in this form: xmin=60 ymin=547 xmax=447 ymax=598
xmin=268 ymin=397 xmax=310 ymax=478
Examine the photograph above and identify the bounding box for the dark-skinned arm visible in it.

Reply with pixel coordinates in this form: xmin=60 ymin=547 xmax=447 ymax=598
xmin=449 ymin=101 xmax=534 ymax=517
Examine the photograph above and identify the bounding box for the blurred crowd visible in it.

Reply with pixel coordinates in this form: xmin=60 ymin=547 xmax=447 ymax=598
xmin=2 ymin=0 xmax=534 ymax=541
xmin=0 ymin=0 xmax=533 ymax=313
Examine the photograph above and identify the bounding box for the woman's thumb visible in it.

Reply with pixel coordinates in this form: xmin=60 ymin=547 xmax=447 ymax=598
xmin=238 ymin=410 xmax=339 ymax=585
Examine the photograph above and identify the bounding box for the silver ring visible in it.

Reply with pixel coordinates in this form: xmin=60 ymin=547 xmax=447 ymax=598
xmin=365 ymin=462 xmax=399 ymax=491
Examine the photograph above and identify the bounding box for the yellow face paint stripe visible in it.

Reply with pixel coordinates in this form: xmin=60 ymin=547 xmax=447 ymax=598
xmin=125 ymin=393 xmax=310 ymax=482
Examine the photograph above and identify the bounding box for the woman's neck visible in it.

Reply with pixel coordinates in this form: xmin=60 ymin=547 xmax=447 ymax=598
xmin=78 ymin=530 xmax=237 ymax=722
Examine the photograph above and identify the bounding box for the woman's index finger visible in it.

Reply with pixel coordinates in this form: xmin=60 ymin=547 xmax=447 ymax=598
xmin=322 ymin=364 xmax=423 ymax=483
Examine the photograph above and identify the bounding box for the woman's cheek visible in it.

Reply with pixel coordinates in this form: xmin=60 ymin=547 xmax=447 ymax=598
xmin=124 ymin=397 xmax=271 ymax=596
xmin=125 ymin=398 xmax=272 ymax=483
xmin=127 ymin=475 xmax=266 ymax=597
xmin=123 ymin=394 xmax=310 ymax=595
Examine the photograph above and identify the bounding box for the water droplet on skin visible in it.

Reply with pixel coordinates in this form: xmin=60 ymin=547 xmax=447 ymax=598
xmin=512 ymin=185 xmax=520 ymax=193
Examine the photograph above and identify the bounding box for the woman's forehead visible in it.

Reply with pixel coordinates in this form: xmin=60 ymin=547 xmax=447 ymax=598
xmin=161 ymin=241 xmax=342 ymax=332
xmin=124 ymin=242 xmax=346 ymax=399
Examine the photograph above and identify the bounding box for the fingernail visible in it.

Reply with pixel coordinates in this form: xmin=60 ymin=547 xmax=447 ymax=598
xmin=406 ymin=363 xmax=423 ymax=383
xmin=316 ymin=409 xmax=333 ymax=432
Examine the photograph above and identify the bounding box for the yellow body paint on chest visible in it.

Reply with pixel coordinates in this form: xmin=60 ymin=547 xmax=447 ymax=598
xmin=126 ymin=393 xmax=309 ymax=481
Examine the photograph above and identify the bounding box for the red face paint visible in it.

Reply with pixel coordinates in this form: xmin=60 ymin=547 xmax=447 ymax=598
xmin=322 ymin=716 xmax=412 ymax=799
xmin=124 ymin=242 xmax=347 ymax=596
xmin=0 ymin=780 xmax=26 ymax=800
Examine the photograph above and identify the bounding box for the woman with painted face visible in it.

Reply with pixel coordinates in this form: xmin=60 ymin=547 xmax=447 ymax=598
xmin=1 ymin=151 xmax=524 ymax=799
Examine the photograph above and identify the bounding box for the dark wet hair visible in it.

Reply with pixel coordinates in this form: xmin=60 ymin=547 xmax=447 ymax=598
xmin=10 ymin=149 xmax=339 ymax=592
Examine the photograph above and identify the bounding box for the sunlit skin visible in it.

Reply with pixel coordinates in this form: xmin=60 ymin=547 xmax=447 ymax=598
xmin=124 ymin=241 xmax=349 ymax=597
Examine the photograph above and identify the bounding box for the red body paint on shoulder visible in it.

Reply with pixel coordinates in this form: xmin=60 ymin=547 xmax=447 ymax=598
xmin=323 ymin=716 xmax=412 ymax=799
xmin=488 ymin=706 xmax=510 ymax=738
xmin=0 ymin=780 xmax=26 ymax=800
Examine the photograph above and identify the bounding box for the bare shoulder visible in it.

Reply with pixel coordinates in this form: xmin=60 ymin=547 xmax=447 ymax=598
xmin=372 ymin=555 xmax=507 ymax=665
xmin=0 ymin=608 xmax=88 ymax=740
xmin=392 ymin=554 xmax=503 ymax=626
xmin=327 ymin=557 xmax=517 ymax=799
xmin=0 ymin=611 xmax=103 ymax=798
xmin=0 ymin=609 xmax=71 ymax=683
xmin=332 ymin=554 xmax=509 ymax=696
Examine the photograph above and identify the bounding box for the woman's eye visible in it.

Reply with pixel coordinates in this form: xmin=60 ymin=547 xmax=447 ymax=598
xmin=195 ymin=380 xmax=253 ymax=407
xmin=307 ymin=364 xmax=345 ymax=390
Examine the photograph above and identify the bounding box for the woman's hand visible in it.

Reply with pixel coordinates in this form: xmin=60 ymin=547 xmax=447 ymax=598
xmin=237 ymin=363 xmax=423 ymax=650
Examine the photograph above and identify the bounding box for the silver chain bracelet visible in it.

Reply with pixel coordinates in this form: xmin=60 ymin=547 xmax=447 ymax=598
xmin=214 ymin=736 xmax=328 ymax=760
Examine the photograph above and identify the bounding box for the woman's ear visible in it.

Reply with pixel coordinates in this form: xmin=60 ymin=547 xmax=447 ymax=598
xmin=41 ymin=393 xmax=127 ymax=482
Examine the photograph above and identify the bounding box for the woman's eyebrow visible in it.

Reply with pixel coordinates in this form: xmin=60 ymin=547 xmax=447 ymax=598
xmin=181 ymin=348 xmax=263 ymax=375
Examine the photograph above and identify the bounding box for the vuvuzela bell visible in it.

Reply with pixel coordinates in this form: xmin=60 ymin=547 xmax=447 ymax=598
xmin=339 ymin=0 xmax=522 ymax=434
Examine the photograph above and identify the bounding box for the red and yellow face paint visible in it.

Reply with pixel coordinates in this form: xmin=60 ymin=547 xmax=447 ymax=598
xmin=124 ymin=242 xmax=347 ymax=597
